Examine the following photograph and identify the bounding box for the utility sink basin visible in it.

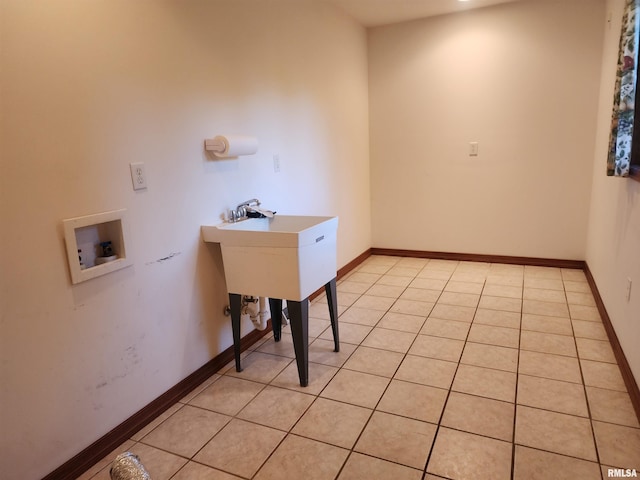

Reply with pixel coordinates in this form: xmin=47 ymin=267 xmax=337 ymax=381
xmin=202 ymin=215 xmax=338 ymax=301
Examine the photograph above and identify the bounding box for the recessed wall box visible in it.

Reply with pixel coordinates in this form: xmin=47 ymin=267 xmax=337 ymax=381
xmin=63 ymin=209 xmax=133 ymax=284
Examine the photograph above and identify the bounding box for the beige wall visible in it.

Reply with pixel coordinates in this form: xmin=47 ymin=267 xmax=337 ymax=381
xmin=586 ymin=0 xmax=640 ymax=383
xmin=368 ymin=0 xmax=605 ymax=259
xmin=0 ymin=1 xmax=370 ymax=478
xmin=4 ymin=0 xmax=639 ymax=478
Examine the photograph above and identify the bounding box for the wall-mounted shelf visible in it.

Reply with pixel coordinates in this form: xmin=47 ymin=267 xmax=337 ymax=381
xmin=63 ymin=209 xmax=133 ymax=284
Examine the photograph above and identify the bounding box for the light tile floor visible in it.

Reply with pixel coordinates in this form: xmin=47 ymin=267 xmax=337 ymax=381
xmin=80 ymin=256 xmax=640 ymax=480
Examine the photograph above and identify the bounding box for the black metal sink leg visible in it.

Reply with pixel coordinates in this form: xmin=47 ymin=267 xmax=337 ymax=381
xmin=287 ymin=298 xmax=309 ymax=387
xmin=325 ymin=277 xmax=340 ymax=352
xmin=268 ymin=298 xmax=283 ymax=342
xmin=229 ymin=293 xmax=243 ymax=372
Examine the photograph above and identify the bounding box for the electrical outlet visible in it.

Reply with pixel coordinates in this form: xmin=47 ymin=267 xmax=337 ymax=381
xmin=130 ymin=162 xmax=147 ymax=190
xmin=626 ymin=278 xmax=632 ymax=302
xmin=273 ymin=154 xmax=281 ymax=173
xmin=469 ymin=142 xmax=479 ymax=156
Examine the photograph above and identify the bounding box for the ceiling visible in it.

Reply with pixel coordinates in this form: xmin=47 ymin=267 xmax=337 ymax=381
xmin=324 ymin=0 xmax=526 ymax=27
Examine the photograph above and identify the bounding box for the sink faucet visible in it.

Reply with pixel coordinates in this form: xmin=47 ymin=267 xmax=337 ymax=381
xmin=238 ymin=198 xmax=260 ymax=209
xmin=229 ymin=199 xmax=261 ymax=223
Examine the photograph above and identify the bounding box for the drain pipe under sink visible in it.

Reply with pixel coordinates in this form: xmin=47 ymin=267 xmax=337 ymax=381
xmin=245 ymin=295 xmax=269 ymax=331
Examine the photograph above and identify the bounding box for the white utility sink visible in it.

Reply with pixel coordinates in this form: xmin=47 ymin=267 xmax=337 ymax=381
xmin=202 ymin=215 xmax=338 ymax=301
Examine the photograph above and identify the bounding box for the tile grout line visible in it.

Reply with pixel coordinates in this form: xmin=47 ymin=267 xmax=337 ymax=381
xmin=336 ymin=262 xmax=478 ymax=479
xmin=562 ymin=270 xmax=606 ymax=480
xmin=336 ymin=258 xmax=443 ymax=480
xmin=510 ymin=267 xmax=525 ymax=480
xmin=330 ymin=256 xmax=406 ymax=480
xmin=421 ymin=262 xmax=484 ymax=480
xmin=339 ymin=258 xmax=466 ymax=479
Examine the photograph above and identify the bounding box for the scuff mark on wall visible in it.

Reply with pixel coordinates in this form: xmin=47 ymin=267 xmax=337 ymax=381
xmin=145 ymin=252 xmax=181 ymax=266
